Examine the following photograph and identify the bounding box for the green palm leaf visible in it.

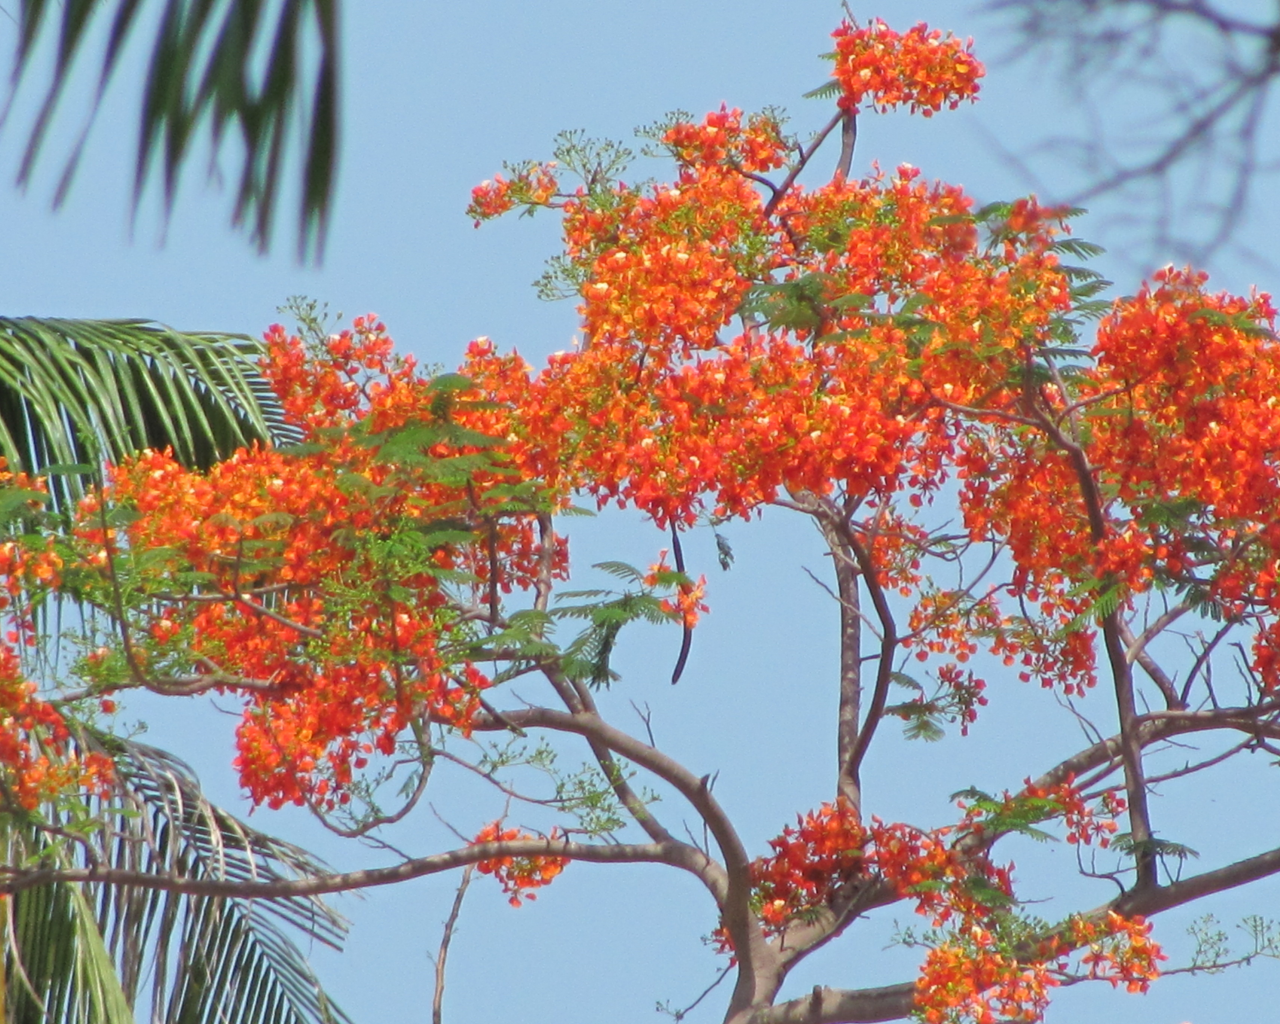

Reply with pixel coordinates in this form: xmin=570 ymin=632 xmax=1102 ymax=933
xmin=3 ymin=738 xmax=352 ymax=1024
xmin=0 ymin=316 xmax=299 ymax=510
xmin=0 ymin=310 xmax=349 ymax=1023
xmin=3 ymin=0 xmax=339 ymax=258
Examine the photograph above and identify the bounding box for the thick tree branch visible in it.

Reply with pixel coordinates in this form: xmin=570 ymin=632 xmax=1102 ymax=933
xmin=839 ymin=525 xmax=899 ymax=794
xmin=1115 ymin=843 xmax=1280 ymax=918
xmin=466 ymin=702 xmax=777 ymax=1013
xmin=1033 ymin=701 xmax=1280 ymax=791
xmin=0 ymin=838 xmax=689 ymax=898
xmin=834 ymin=110 xmax=857 ymax=181
xmin=468 ymin=706 xmax=738 ymax=896
xmin=808 ymin=497 xmax=864 ymax=810
xmin=529 ymin=659 xmax=679 ymax=846
xmin=757 ymin=982 xmax=915 ymax=1024
xmin=1104 ymin=606 xmax=1159 ymax=888
xmin=774 ymin=875 xmax=898 ymax=968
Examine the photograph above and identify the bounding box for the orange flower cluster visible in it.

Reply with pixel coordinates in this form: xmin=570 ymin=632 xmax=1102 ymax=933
xmin=472 ymin=822 xmax=567 ymax=906
xmin=465 ymin=156 xmax=1071 ymax=530
xmin=741 ymin=783 xmax=1135 ymax=1020
xmin=953 ymin=263 xmax=1280 ymax=696
xmin=466 ymin=162 xmax=560 ymax=225
xmin=569 ymin=108 xmax=780 ymax=361
xmin=748 ymin=800 xmax=868 ymax=930
xmin=0 ymin=471 xmax=112 ymax=808
xmin=1086 ymin=269 xmax=1280 ymax=673
xmin=906 ymin=784 xmax=1142 ymax=1023
xmin=917 ymin=930 xmax=1058 ymax=1024
xmin=1032 ymin=780 xmax=1122 ymax=848
xmin=956 ymin=779 xmax=1124 ymax=850
xmin=744 ymin=801 xmax=1013 ymax=938
xmin=644 ymin=553 xmax=709 ymax=628
xmin=0 ymin=640 xmax=112 ymax=809
xmin=74 ymin=318 xmax=566 ymax=810
xmin=831 ymin=19 xmax=984 ymax=115
xmin=915 ymin=911 xmax=1161 ymax=1024
xmin=1067 ymin=912 xmax=1165 ymax=992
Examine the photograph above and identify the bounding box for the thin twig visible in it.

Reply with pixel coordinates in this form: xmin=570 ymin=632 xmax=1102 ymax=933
xmin=432 ymin=866 xmax=473 ymax=1024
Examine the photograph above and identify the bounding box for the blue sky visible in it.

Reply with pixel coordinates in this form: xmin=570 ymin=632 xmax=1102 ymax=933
xmin=3 ymin=2 xmax=1279 ymax=1022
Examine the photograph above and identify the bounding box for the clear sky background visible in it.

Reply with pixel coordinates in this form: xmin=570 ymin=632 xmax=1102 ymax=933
xmin=2 ymin=2 xmax=1279 ymax=1023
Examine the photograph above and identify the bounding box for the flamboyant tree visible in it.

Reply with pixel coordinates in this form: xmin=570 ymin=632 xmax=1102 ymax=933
xmin=3 ymin=16 xmax=1280 ymax=1024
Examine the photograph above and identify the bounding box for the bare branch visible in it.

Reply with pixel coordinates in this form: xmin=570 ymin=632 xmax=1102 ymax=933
xmin=760 ymin=981 xmax=915 ymax=1024
xmin=838 ymin=524 xmax=900 ymax=798
xmin=803 ymin=494 xmax=864 ymax=809
xmin=987 ymin=0 xmax=1280 ymax=261
xmin=432 ymin=866 xmax=473 ymax=1024
xmin=762 ymin=110 xmax=846 ymax=219
xmin=0 ymin=837 xmax=692 ymax=899
xmin=1033 ymin=700 xmax=1280 ymax=790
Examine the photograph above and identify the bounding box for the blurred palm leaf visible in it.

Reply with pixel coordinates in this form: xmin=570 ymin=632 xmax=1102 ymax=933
xmin=0 ymin=316 xmax=299 ymax=510
xmin=3 ymin=0 xmax=340 ymax=258
xmin=3 ymin=737 xmax=352 ymax=1024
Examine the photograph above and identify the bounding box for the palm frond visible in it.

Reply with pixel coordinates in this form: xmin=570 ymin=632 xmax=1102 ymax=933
xmin=0 ymin=317 xmax=300 ymax=510
xmin=0 ymin=861 xmax=136 ymax=1024
xmin=3 ymin=737 xmax=352 ymax=1024
xmin=3 ymin=0 xmax=340 ymax=258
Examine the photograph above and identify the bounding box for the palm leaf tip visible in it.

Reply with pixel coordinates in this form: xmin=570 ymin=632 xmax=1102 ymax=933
xmin=5 ymin=0 xmax=341 ymax=259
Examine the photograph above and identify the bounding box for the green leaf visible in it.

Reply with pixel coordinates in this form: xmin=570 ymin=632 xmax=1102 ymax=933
xmin=1051 ymin=238 xmax=1107 ymax=259
xmin=951 ymin=787 xmax=995 ymax=803
xmin=0 ymin=488 xmax=50 ymax=521
xmin=890 ymin=671 xmax=925 ymax=691
xmin=1112 ymin=834 xmax=1200 ymax=860
xmin=803 ymin=80 xmax=842 ymax=101
xmin=40 ymin=462 xmax=96 ymax=477
xmin=974 ymin=201 xmax=1014 ymax=222
xmin=427 ymin=373 xmax=475 ymax=393
xmin=66 ymin=885 xmax=136 ymax=1024
xmin=900 ymin=710 xmax=945 ymax=743
xmin=962 ymin=876 xmax=1017 ymax=908
xmin=593 ymin=560 xmax=645 ymax=583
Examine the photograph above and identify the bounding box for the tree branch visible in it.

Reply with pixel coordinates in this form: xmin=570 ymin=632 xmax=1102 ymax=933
xmin=807 ymin=496 xmax=864 ymax=809
xmin=1032 ymin=700 xmax=1280 ymax=791
xmin=762 ymin=110 xmax=845 ymax=219
xmin=1116 ymin=843 xmax=1280 ymax=917
xmin=838 ymin=524 xmax=899 ymax=797
xmin=0 ymin=838 xmax=691 ymax=899
xmin=834 ymin=110 xmax=857 ymax=181
xmin=758 ymin=982 xmax=915 ymax=1024
xmin=432 ymin=865 xmax=473 ymax=1024
xmin=467 ymin=706 xmax=738 ymax=898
